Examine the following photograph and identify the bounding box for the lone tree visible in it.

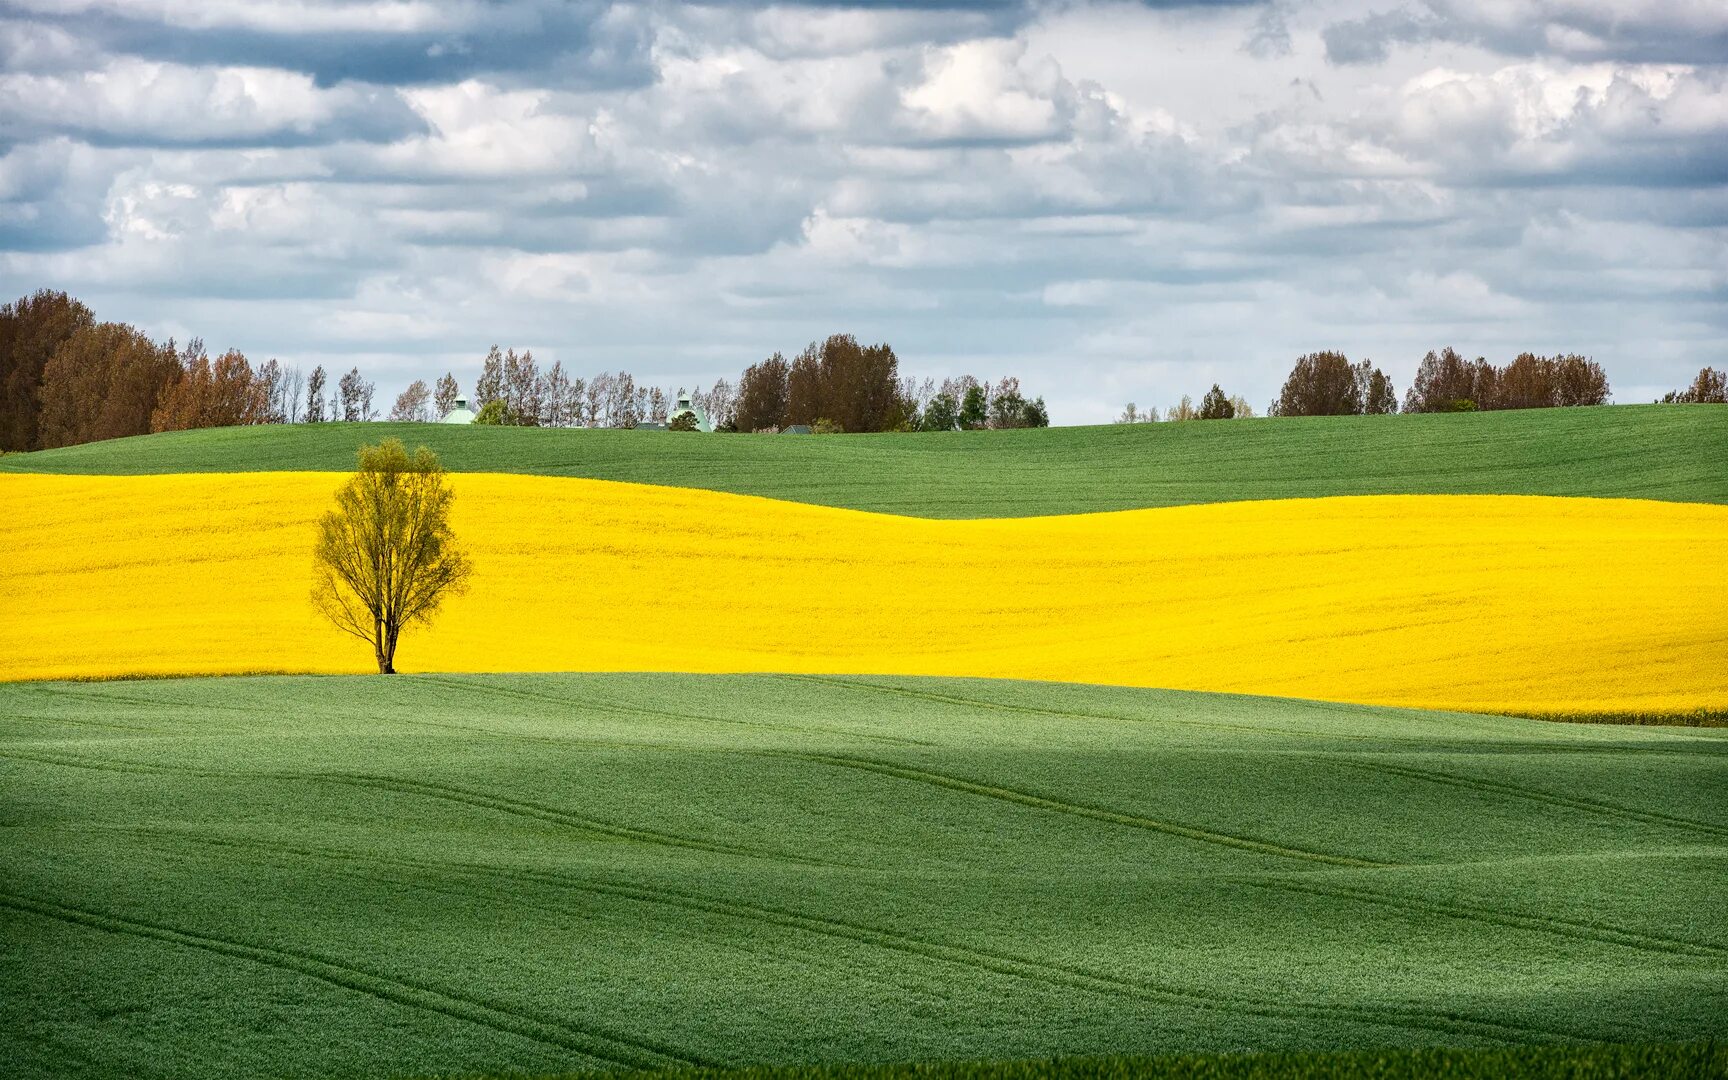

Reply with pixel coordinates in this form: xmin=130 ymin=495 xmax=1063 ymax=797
xmin=1199 ymin=383 xmax=1236 ymax=420
xmin=312 ymin=439 xmax=472 ymax=674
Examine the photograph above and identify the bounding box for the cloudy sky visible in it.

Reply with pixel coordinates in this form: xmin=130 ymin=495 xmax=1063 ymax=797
xmin=2 ymin=0 xmax=1723 ymax=421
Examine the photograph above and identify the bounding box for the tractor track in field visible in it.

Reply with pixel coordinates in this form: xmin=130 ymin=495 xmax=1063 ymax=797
xmin=0 ymin=748 xmax=847 ymax=869
xmin=0 ymin=743 xmax=1389 ymax=870
xmin=0 ymin=889 xmax=707 ymax=1071
xmin=298 ymin=771 xmax=846 ymax=868
xmin=416 ymin=675 xmax=936 ymax=747
xmin=9 ymin=684 xmax=251 ymax=714
xmin=784 ymin=677 xmax=1728 ymax=758
xmin=779 ymin=675 xmax=1382 ymax=742
xmin=0 ymin=711 xmax=165 ymax=734
xmin=1327 ymin=757 xmax=1728 ymax=840
xmin=121 ymin=827 xmax=1587 ymax=1048
xmin=1242 ymin=877 xmax=1727 ymax=960
xmin=773 ymin=750 xmax=1390 ymax=868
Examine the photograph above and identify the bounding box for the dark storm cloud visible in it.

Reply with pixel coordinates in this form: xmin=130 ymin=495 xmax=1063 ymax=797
xmin=0 ymin=1 xmax=657 ymax=89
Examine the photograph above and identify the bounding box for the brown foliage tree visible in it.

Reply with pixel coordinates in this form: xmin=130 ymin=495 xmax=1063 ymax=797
xmin=1405 ymin=348 xmax=1607 ymax=412
xmin=150 ymin=346 xmax=270 ymax=432
xmin=1404 ymin=347 xmax=1480 ymax=412
xmin=0 ymin=289 xmax=95 ymax=450
xmin=786 ymin=343 xmax=823 ymax=427
xmin=1663 ymin=367 xmax=1727 ymax=404
xmin=312 ymin=439 xmax=472 ymax=674
xmin=735 ymin=352 xmax=791 ymax=432
xmin=1272 ymin=351 xmax=1361 ymax=416
xmin=37 ymin=323 xmax=180 ymax=448
xmin=1551 ymin=354 xmax=1609 ymax=407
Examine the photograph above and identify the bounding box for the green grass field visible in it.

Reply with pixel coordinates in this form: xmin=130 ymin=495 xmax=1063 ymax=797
xmin=546 ymin=1041 xmax=1726 ymax=1080
xmin=2 ymin=404 xmax=1722 ymax=516
xmin=4 ymin=673 xmax=1724 ymax=1079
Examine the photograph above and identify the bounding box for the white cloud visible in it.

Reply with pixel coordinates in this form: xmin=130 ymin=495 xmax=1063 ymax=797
xmin=0 ymin=0 xmax=1722 ymax=423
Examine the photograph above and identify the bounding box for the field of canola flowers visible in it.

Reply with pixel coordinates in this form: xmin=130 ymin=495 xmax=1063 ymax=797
xmin=2 ymin=471 xmax=1723 ymax=715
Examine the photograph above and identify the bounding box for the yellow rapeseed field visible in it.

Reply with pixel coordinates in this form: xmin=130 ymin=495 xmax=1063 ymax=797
xmin=2 ymin=472 xmax=1722 ymax=715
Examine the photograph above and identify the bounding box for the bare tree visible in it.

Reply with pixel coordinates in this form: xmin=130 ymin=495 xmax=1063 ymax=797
xmin=474 ymin=346 xmax=504 ymax=409
xmin=539 ymin=360 xmax=570 ymax=426
xmin=706 ymin=377 xmax=735 ymax=430
xmin=648 ymin=386 xmax=668 ymax=424
xmin=285 ymin=365 xmax=304 ymax=423
xmin=390 ymin=379 xmax=432 ymax=422
xmin=306 ymin=365 xmax=327 ymax=422
xmin=502 ymin=348 xmax=540 ymax=422
xmin=585 ymin=371 xmax=609 ymax=427
xmin=337 ymin=367 xmax=370 ymax=422
xmin=434 ymin=372 xmax=458 ymax=417
xmin=312 ymin=439 xmax=472 ymax=674
xmin=573 ymin=373 xmax=594 ymax=426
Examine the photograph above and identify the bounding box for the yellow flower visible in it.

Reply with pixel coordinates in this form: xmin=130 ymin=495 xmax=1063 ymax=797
xmin=2 ymin=472 xmax=1722 ymax=717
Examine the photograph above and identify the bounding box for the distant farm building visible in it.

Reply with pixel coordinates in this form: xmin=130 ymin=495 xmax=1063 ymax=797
xmin=667 ymin=391 xmax=711 ymax=432
xmin=441 ymin=398 xmax=476 ymax=424
xmin=781 ymin=425 xmax=812 ymax=435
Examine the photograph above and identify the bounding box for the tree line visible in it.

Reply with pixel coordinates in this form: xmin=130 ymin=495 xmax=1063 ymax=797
xmin=1661 ymin=367 xmax=1726 ymax=405
xmin=410 ymin=346 xmax=730 ymax=430
xmin=434 ymin=333 xmax=1050 ymax=433
xmin=1116 ymin=348 xmax=1620 ymax=424
xmin=0 ymin=289 xmax=378 ymax=451
xmin=732 ymin=334 xmax=1048 ymax=433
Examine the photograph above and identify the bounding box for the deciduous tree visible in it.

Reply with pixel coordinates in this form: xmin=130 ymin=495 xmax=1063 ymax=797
xmin=38 ymin=323 xmax=179 ymax=448
xmin=0 ymin=289 xmax=95 ymax=451
xmin=312 ymin=439 xmax=472 ymax=674
xmin=306 ymin=366 xmax=327 ymax=422
xmin=434 ymin=373 xmax=459 ymax=418
xmin=1663 ymin=367 xmax=1727 ymax=404
xmin=390 ymin=380 xmax=432 ymax=422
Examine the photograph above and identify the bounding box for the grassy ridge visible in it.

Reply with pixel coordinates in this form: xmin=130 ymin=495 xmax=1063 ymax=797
xmin=1 ymin=404 xmax=1721 ymax=516
xmin=4 ymin=674 xmax=1724 ymax=1079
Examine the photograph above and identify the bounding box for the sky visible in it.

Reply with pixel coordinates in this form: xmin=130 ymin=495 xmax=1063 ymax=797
xmin=1 ymin=0 xmax=1724 ymax=422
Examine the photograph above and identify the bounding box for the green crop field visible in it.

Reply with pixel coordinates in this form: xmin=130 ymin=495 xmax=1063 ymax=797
xmin=2 ymin=404 xmax=1722 ymax=516
xmin=4 ymin=673 xmax=1724 ymax=1080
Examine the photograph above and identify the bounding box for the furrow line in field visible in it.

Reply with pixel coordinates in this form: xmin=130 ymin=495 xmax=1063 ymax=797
xmin=781 ymin=675 xmax=1384 ymax=743
xmin=301 ymin=771 xmax=841 ymax=868
xmin=562 ymin=878 xmax=1581 ymax=1045
xmin=1 ymin=749 xmax=842 ymax=869
xmin=0 ymin=748 xmax=173 ymax=775
xmin=122 ymin=828 xmax=1579 ymax=1046
xmin=416 ymin=675 xmax=935 ymax=747
xmin=780 ymin=751 xmax=1391 ymax=868
xmin=1329 ymin=757 xmax=1728 ymax=839
xmin=15 ymin=685 xmax=249 ymax=713
xmin=0 ymin=889 xmax=703 ymax=1070
xmin=1243 ymin=878 xmax=1727 ymax=959
xmin=0 ymin=712 xmax=165 ymax=734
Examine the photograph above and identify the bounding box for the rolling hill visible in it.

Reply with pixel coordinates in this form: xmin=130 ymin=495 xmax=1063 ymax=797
xmin=3 ymin=673 xmax=1725 ymax=1080
xmin=2 ymin=404 xmax=1722 ymax=517
xmin=4 ymin=473 xmax=1723 ymax=715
